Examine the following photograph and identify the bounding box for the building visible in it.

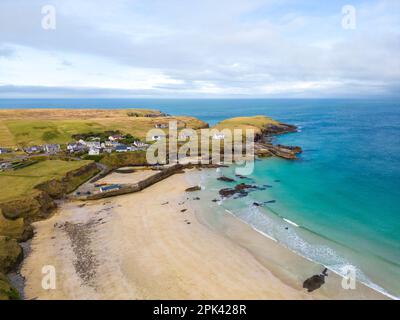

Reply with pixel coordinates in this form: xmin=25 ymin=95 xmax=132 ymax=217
xmin=154 ymin=123 xmax=168 ymax=129
xmin=44 ymin=144 xmax=61 ymax=154
xmin=100 ymin=184 xmax=121 ymax=193
xmin=24 ymin=146 xmax=44 ymax=154
xmin=0 ymin=148 xmax=11 ymax=154
xmin=67 ymin=143 xmax=88 ymax=153
xmin=115 ymin=144 xmax=128 ymax=153
xmin=85 ymin=141 xmax=101 ymax=149
xmin=88 ymin=147 xmax=100 ymax=156
xmin=108 ymin=134 xmax=123 ymax=141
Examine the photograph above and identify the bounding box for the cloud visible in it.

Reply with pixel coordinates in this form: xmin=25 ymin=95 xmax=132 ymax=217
xmin=0 ymin=0 xmax=399 ymax=97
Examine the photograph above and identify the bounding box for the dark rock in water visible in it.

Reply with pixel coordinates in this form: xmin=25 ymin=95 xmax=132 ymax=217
xmin=185 ymin=186 xmax=201 ymax=192
xmin=264 ymin=200 xmax=276 ymax=204
xmin=211 ymin=199 xmax=219 ymax=202
xmin=219 ymin=183 xmax=259 ymax=199
xmin=274 ymin=180 xmax=281 ymax=183
xmin=285 ymin=227 xmax=289 ymax=230
xmin=263 ymin=184 xmax=272 ymax=188
xmin=253 ymin=202 xmax=262 ymax=207
xmin=217 ymin=176 xmax=235 ymax=182
xmin=303 ymin=268 xmax=329 ymax=292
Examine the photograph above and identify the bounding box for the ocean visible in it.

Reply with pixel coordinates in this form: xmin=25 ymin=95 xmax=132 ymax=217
xmin=1 ymin=98 xmax=399 ymax=298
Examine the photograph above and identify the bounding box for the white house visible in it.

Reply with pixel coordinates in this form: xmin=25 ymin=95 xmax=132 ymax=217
xmin=133 ymin=141 xmax=149 ymax=149
xmin=213 ymin=133 xmax=225 ymax=140
xmin=44 ymin=144 xmax=61 ymax=154
xmin=0 ymin=148 xmax=11 ymax=154
xmin=86 ymin=141 xmax=101 ymax=149
xmin=154 ymin=123 xmax=168 ymax=129
xmin=108 ymin=134 xmax=123 ymax=142
xmin=88 ymin=147 xmax=100 ymax=156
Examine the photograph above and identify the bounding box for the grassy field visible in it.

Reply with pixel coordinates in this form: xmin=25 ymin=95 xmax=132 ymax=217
xmin=213 ymin=116 xmax=280 ymax=135
xmin=0 ymin=159 xmax=93 ymax=202
xmin=0 ymin=109 xmax=208 ymax=147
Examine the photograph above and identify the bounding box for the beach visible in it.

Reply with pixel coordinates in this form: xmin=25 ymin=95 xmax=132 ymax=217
xmin=21 ymin=170 xmax=386 ymax=300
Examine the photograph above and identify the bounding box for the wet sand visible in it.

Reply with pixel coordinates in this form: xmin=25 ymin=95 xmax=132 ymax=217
xmin=21 ymin=171 xmax=386 ymax=299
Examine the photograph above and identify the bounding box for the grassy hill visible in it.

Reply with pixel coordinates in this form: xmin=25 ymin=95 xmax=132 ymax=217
xmin=0 ymin=109 xmax=208 ymax=147
xmin=213 ymin=115 xmax=281 ymax=135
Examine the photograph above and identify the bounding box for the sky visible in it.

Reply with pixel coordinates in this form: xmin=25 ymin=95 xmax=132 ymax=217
xmin=0 ymin=0 xmax=399 ymax=98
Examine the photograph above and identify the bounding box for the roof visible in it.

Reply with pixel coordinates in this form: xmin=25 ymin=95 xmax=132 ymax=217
xmin=100 ymin=184 xmax=121 ymax=191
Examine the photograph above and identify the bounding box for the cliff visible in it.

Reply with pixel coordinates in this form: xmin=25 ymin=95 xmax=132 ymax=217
xmin=0 ymin=162 xmax=99 ymax=299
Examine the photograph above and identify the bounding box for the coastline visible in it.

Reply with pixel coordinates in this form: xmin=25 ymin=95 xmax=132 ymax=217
xmin=21 ymin=170 xmax=386 ymax=300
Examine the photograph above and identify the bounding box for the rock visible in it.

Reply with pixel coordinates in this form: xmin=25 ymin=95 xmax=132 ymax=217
xmin=264 ymin=200 xmax=276 ymax=204
xmin=253 ymin=202 xmax=262 ymax=207
xmin=303 ymin=269 xmax=329 ymax=292
xmin=193 ymin=197 xmax=200 ymax=200
xmin=211 ymin=199 xmax=219 ymax=202
xmin=180 ymin=209 xmax=187 ymax=213
xmin=185 ymin=186 xmax=201 ymax=192
xmin=219 ymin=183 xmax=259 ymax=199
xmin=217 ymin=176 xmax=235 ymax=182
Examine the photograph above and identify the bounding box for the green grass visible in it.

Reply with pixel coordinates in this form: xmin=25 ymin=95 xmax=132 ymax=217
xmin=0 ymin=160 xmax=92 ymax=202
xmin=4 ymin=120 xmax=106 ymax=146
xmin=213 ymin=116 xmax=280 ymax=135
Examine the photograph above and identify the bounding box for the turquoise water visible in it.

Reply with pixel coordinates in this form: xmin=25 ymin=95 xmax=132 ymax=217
xmin=1 ymin=98 xmax=399 ymax=297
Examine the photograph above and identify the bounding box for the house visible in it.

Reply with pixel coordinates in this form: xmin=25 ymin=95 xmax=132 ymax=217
xmin=85 ymin=141 xmax=101 ymax=149
xmin=105 ymin=140 xmax=119 ymax=148
xmin=152 ymin=135 xmax=164 ymax=141
xmin=44 ymin=144 xmax=60 ymax=154
xmin=133 ymin=141 xmax=149 ymax=149
xmin=67 ymin=143 xmax=88 ymax=153
xmin=88 ymin=147 xmax=100 ymax=156
xmin=154 ymin=123 xmax=168 ymax=129
xmin=115 ymin=144 xmax=128 ymax=153
xmin=0 ymin=148 xmax=11 ymax=154
xmin=100 ymin=184 xmax=121 ymax=193
xmin=213 ymin=133 xmax=225 ymax=140
xmin=108 ymin=134 xmax=123 ymax=142
xmin=24 ymin=146 xmax=44 ymax=154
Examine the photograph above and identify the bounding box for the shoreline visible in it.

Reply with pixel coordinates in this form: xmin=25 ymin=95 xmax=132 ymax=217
xmin=20 ymin=169 xmax=387 ymax=299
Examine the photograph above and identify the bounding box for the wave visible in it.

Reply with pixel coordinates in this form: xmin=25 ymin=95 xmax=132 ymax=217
xmin=224 ymin=203 xmax=398 ymax=300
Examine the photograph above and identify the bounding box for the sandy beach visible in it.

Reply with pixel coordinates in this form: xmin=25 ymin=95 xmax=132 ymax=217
xmin=21 ymin=170 xmax=386 ymax=300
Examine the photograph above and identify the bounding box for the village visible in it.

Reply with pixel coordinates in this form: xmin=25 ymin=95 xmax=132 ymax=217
xmin=0 ymin=131 xmax=153 ymax=171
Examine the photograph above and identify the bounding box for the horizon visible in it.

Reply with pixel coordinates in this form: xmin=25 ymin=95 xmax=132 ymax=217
xmin=0 ymin=0 xmax=399 ymax=99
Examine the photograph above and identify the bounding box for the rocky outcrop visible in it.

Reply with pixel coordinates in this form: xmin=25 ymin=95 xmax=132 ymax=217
xmin=255 ymin=142 xmax=302 ymax=159
xmin=219 ymin=183 xmax=260 ymax=199
xmin=217 ymin=176 xmax=235 ymax=182
xmin=0 ymin=162 xmax=100 ymax=299
xmin=185 ymin=186 xmax=201 ymax=192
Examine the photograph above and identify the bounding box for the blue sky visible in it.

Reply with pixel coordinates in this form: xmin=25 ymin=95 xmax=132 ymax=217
xmin=0 ymin=0 xmax=399 ymax=98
